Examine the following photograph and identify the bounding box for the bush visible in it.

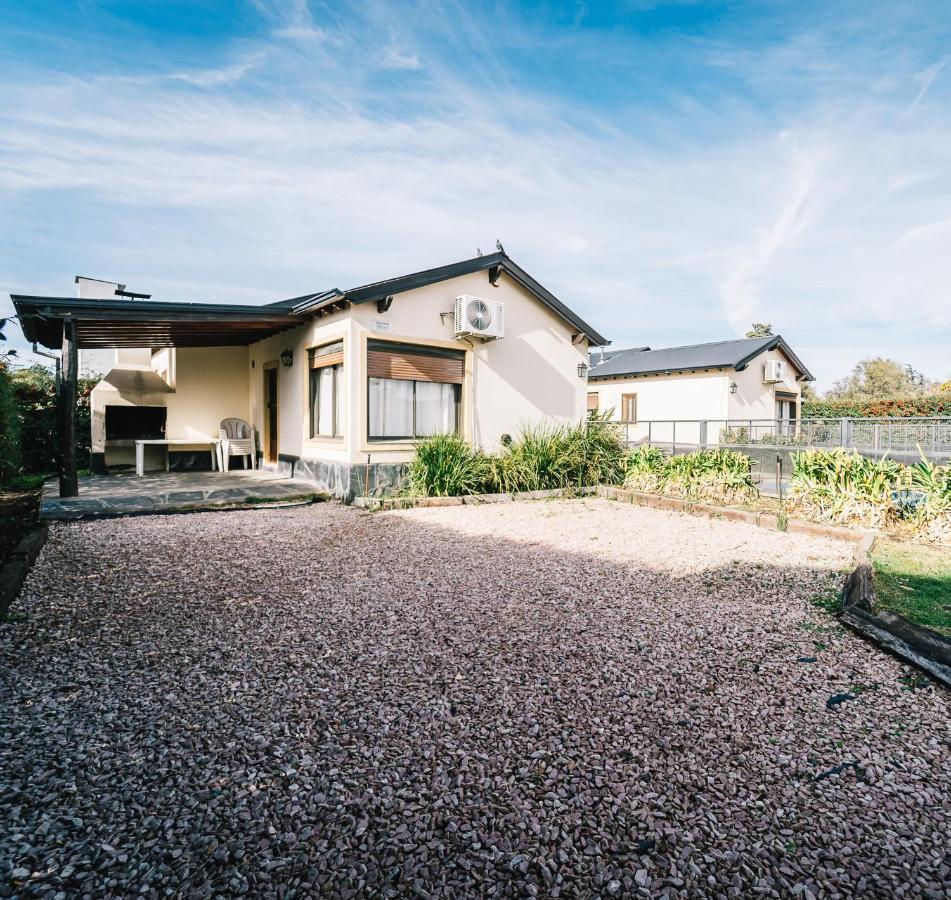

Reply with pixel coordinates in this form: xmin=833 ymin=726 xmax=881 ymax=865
xmin=10 ymin=364 xmax=97 ymax=476
xmin=623 ymin=447 xmax=758 ymax=503
xmin=408 ymin=416 xmax=629 ymax=497
xmin=407 ymin=432 xmax=491 ymax=497
xmin=803 ymin=396 xmax=951 ymax=419
xmin=0 ymin=362 xmax=21 ymax=487
xmin=787 ymin=449 xmax=905 ymax=527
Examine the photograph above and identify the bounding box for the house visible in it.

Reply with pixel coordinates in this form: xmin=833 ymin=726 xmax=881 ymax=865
xmin=13 ymin=252 xmax=608 ymax=499
xmin=586 ymin=335 xmax=814 ymax=445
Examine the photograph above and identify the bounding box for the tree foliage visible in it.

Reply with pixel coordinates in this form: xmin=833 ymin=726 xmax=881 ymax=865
xmin=745 ymin=323 xmax=774 ymax=338
xmin=0 ymin=360 xmax=21 ymax=486
xmin=827 ymin=358 xmax=931 ymax=404
xmin=10 ymin=364 xmax=97 ymax=477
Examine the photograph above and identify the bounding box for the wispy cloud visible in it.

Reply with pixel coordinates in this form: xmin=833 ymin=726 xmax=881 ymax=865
xmin=1 ymin=1 xmax=950 ymax=390
xmin=169 ymin=52 xmax=266 ymax=87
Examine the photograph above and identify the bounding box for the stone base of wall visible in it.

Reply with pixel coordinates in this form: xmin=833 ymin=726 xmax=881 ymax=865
xmin=267 ymin=454 xmax=409 ymax=502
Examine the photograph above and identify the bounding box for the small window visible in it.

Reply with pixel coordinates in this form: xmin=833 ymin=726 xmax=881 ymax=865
xmin=587 ymin=392 xmax=599 ymax=412
xmin=621 ymin=393 xmax=637 ymax=423
xmin=308 ymin=341 xmax=344 ymax=438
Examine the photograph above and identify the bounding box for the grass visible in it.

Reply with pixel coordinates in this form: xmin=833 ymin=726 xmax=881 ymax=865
xmin=871 ymin=540 xmax=951 ymax=636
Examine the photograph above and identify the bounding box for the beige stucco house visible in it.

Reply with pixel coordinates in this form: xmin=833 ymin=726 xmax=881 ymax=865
xmin=14 ymin=252 xmax=607 ymax=499
xmin=586 ymin=335 xmax=814 ymax=446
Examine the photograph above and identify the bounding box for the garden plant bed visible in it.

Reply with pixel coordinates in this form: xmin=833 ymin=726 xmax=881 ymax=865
xmin=2 ymin=500 xmax=948 ymax=897
xmin=598 ymin=485 xmax=870 ymax=543
xmin=353 ymin=485 xmax=598 ymax=510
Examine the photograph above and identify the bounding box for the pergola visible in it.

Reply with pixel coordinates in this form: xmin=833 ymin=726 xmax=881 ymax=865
xmin=12 ymin=295 xmax=300 ymax=497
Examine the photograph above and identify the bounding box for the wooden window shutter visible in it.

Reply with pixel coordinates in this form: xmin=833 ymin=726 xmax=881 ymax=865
xmin=308 ymin=340 xmax=344 ymax=370
xmin=367 ymin=341 xmax=464 ymax=384
xmin=587 ymin=392 xmax=599 ymax=411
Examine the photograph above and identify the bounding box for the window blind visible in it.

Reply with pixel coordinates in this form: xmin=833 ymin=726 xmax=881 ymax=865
xmin=366 ymin=340 xmax=464 ymax=384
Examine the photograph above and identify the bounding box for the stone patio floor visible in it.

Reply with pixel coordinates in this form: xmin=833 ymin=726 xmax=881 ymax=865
xmin=41 ymin=470 xmax=321 ymax=520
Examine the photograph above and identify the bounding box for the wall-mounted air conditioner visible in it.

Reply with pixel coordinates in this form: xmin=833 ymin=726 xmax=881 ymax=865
xmin=454 ymin=295 xmax=504 ymax=340
xmin=763 ymin=360 xmax=786 ymax=383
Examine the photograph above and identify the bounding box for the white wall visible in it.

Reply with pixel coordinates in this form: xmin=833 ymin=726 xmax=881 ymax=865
xmin=590 ymin=371 xmax=730 ymax=445
xmin=350 ymin=270 xmax=588 ymax=458
xmin=728 ymin=346 xmax=801 ymax=421
xmin=247 ymin=268 xmax=591 ymax=467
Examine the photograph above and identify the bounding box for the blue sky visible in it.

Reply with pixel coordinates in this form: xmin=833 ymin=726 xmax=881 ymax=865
xmin=1 ymin=1 xmax=950 ymax=391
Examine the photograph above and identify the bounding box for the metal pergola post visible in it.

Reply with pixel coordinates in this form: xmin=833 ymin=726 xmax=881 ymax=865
xmin=58 ymin=318 xmax=78 ymax=498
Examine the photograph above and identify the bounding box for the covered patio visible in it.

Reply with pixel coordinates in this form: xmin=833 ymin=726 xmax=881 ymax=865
xmin=40 ymin=469 xmax=322 ymax=520
xmin=12 ymin=293 xmax=300 ymax=498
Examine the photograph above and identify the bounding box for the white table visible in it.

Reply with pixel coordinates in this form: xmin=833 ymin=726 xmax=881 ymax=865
xmin=135 ymin=439 xmax=221 ymax=476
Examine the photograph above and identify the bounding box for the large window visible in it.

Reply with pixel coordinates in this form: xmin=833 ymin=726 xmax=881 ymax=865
xmin=308 ymin=341 xmax=344 ymax=438
xmin=367 ymin=340 xmax=463 ymax=440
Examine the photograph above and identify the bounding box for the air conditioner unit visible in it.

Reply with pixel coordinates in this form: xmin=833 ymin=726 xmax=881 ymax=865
xmin=454 ymin=295 xmax=504 ymax=340
xmin=763 ymin=360 xmax=786 ymax=383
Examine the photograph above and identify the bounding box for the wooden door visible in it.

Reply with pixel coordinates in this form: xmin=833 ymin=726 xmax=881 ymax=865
xmin=264 ymin=365 xmax=278 ymax=462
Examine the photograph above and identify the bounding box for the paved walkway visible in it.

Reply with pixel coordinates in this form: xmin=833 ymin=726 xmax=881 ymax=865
xmin=41 ymin=470 xmax=321 ymax=519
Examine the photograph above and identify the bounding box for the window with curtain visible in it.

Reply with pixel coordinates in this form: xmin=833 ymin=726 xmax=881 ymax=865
xmin=621 ymin=393 xmax=637 ymax=422
xmin=308 ymin=340 xmax=344 ymax=438
xmin=367 ymin=341 xmax=463 ymax=440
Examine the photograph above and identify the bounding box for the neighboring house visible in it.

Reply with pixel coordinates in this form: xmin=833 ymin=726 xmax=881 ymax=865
xmin=586 ymin=335 xmax=814 ymax=445
xmin=14 ymin=252 xmax=607 ymax=499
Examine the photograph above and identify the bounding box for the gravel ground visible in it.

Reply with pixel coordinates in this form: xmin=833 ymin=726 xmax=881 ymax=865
xmin=1 ymin=499 xmax=948 ymax=898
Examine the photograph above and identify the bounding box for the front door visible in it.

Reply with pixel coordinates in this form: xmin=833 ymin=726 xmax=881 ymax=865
xmin=264 ymin=365 xmax=278 ymax=462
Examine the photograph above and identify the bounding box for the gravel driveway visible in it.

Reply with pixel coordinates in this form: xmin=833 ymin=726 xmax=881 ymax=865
xmin=2 ymin=499 xmax=948 ymax=898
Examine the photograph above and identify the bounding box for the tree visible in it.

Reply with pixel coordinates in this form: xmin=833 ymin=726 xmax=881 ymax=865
xmin=827 ymin=358 xmax=931 ymax=403
xmin=745 ymin=323 xmax=774 ymax=338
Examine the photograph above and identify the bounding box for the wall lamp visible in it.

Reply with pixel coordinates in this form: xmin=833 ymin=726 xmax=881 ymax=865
xmin=280 ymin=348 xmax=294 ymax=368
xmin=729 ymin=380 xmax=738 ymax=394
xmin=577 ymin=361 xmax=589 ymax=379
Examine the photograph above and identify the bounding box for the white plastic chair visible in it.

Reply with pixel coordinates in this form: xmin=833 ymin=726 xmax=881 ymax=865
xmin=219 ymin=418 xmax=254 ymax=472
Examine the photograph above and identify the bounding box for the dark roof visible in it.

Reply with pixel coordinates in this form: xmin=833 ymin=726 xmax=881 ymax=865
xmin=588 ymin=335 xmax=813 ymax=381
xmin=588 ymin=346 xmax=649 ymax=366
xmin=285 ymin=251 xmax=608 ymax=345
xmin=11 ymin=296 xmax=299 ymax=349
xmin=13 ymin=252 xmax=609 ymax=349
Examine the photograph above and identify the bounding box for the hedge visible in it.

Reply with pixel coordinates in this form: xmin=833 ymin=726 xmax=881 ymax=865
xmin=803 ymin=395 xmax=951 ymax=419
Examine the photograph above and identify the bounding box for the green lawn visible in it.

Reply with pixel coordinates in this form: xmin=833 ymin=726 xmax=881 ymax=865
xmin=872 ymin=541 xmax=951 ymax=636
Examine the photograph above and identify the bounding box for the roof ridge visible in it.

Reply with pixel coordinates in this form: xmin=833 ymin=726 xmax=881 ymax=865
xmin=629 ymin=335 xmax=775 ymax=354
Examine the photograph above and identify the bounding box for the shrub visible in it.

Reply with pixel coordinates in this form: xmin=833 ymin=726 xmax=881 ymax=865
xmin=787 ymin=449 xmax=905 ymax=527
xmin=407 ymin=432 xmax=492 ymax=497
xmin=908 ymin=455 xmax=951 ymax=543
xmin=10 ymin=364 xmax=97 ymax=475
xmin=0 ymin=361 xmax=21 ymax=487
xmin=408 ymin=416 xmax=629 ymax=498
xmin=623 ymin=447 xmax=758 ymax=503
xmin=803 ymin=396 xmax=951 ymax=419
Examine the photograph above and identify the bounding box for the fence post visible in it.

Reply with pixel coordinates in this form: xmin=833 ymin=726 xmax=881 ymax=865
xmin=672 ymin=421 xmax=677 ymax=456
xmin=648 ymin=421 xmax=652 ymax=445
xmin=842 ymin=418 xmax=852 ymax=448
xmin=699 ymin=420 xmax=707 ymax=448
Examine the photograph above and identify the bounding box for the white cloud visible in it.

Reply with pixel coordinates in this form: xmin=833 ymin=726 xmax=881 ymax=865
xmin=1 ymin=4 xmax=950 ymax=385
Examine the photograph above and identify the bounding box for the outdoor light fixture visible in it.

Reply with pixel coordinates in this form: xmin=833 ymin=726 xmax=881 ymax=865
xmin=577 ymin=361 xmax=589 ymax=379
xmin=280 ymin=348 xmax=294 ymax=368
xmin=729 ymin=380 xmax=738 ymax=393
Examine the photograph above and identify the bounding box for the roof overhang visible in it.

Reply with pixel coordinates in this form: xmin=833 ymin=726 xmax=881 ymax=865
xmin=290 ymin=252 xmax=610 ymax=346
xmin=735 ymin=336 xmax=814 ymax=381
xmin=12 ymin=296 xmax=300 ymax=349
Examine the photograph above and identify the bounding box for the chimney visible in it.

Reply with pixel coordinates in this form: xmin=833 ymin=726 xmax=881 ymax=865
xmin=75 ymin=276 xmax=126 ymax=300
